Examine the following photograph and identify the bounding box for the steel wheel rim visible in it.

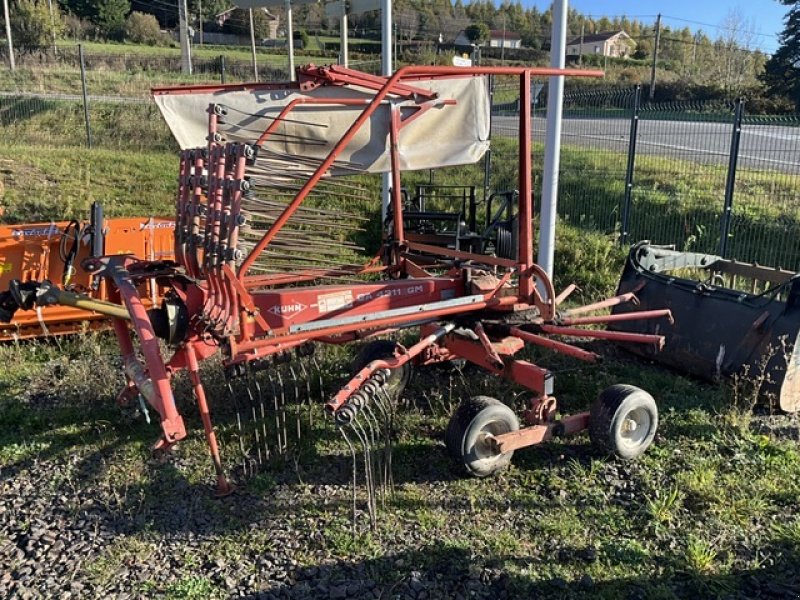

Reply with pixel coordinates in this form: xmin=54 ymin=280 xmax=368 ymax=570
xmin=619 ymin=406 xmax=651 ymax=449
xmin=474 ymin=420 xmax=511 ymax=460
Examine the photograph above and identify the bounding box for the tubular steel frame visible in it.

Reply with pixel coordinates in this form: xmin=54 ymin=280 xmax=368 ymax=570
xmin=73 ymin=65 xmax=674 ymax=492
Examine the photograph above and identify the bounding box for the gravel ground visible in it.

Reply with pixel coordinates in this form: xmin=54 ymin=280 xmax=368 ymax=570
xmin=2 ymin=348 xmax=800 ymax=599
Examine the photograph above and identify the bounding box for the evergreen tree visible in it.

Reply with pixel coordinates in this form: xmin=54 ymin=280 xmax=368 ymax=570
xmin=94 ymin=0 xmax=130 ymax=38
xmin=11 ymin=0 xmax=64 ymax=52
xmin=762 ymin=1 xmax=800 ymax=109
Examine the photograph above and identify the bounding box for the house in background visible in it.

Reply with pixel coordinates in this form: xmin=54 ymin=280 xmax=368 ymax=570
xmin=566 ymin=31 xmax=634 ymax=58
xmin=489 ymin=30 xmax=522 ymax=49
xmin=214 ymin=7 xmax=280 ymax=39
xmin=454 ymin=29 xmax=523 ymax=49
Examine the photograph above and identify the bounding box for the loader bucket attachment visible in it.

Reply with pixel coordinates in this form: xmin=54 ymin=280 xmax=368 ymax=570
xmin=611 ymin=242 xmax=800 ymax=413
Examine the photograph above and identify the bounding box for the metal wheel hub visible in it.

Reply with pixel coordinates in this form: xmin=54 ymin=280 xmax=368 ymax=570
xmin=619 ymin=407 xmax=651 ymax=448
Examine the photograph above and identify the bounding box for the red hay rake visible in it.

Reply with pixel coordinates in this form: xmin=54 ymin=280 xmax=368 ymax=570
xmin=1 ymin=66 xmax=672 ymax=517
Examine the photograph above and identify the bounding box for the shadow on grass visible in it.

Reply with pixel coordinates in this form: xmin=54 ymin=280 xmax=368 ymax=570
xmin=237 ymin=540 xmax=800 ymax=599
xmin=0 ymin=347 xmax=751 ymax=543
xmin=0 ymin=97 xmax=60 ymax=128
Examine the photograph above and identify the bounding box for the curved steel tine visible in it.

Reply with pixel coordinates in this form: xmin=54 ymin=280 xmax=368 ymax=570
xmin=275 ymin=368 xmax=288 ymax=454
xmin=226 ymin=377 xmax=249 ymax=478
xmin=298 ymin=359 xmax=314 ymax=428
xmin=371 ymin=388 xmax=393 ymax=495
xmin=244 ymin=369 xmax=263 ymax=468
xmin=288 ymin=364 xmax=301 ymax=442
xmin=311 ymin=356 xmax=325 ymax=405
xmin=377 ymin=387 xmax=396 ymax=496
xmin=339 ymin=426 xmax=358 ymax=536
xmin=352 ymin=417 xmax=377 ymax=529
xmin=267 ymin=372 xmax=284 ymax=455
xmin=362 ymin=403 xmax=385 ymax=508
xmin=251 ymin=373 xmax=271 ymax=461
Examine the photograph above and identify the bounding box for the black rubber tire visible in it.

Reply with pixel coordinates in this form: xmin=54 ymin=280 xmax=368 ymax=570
xmin=589 ymin=384 xmax=658 ymax=460
xmin=352 ymin=339 xmax=412 ymax=403
xmin=445 ymin=396 xmax=519 ymax=477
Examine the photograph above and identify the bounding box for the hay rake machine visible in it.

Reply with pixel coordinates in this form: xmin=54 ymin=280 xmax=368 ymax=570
xmin=1 ymin=65 xmax=673 ymax=521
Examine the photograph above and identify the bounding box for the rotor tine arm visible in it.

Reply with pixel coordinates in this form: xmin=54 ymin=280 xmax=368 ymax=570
xmin=510 ymin=326 xmax=601 ymax=363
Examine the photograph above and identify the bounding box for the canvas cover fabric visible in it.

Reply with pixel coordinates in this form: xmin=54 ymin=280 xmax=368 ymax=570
xmin=153 ymin=75 xmax=490 ymax=175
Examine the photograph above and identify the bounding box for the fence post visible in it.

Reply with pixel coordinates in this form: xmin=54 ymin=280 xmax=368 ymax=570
xmin=78 ymin=44 xmax=92 ymax=148
xmin=219 ymin=54 xmax=226 ymax=84
xmin=620 ymin=85 xmax=641 ymax=245
xmin=483 ymin=74 xmax=494 ymax=201
xmin=718 ymin=98 xmax=744 ymax=258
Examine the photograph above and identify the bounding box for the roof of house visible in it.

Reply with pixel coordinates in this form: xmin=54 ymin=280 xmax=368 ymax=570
xmin=566 ymin=30 xmax=629 ymax=45
xmin=489 ymin=29 xmax=521 ymax=40
xmin=216 ymin=7 xmax=277 ymax=19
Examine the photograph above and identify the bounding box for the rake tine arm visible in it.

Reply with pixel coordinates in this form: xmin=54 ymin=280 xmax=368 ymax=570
xmin=509 ymin=326 xmax=600 ymax=363
xmin=554 ymin=284 xmax=577 ymax=306
xmin=563 ymin=291 xmax=640 ymax=316
xmin=326 ymin=323 xmax=455 ymax=414
xmin=537 ymin=324 xmax=665 ymax=349
xmin=560 ymin=308 xmax=674 ymax=326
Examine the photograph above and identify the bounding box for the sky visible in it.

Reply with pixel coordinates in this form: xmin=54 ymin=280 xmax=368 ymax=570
xmin=524 ymin=0 xmax=790 ymax=54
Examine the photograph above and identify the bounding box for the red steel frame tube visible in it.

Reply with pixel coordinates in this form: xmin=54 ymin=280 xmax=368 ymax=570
xmin=509 ymin=326 xmax=600 ymax=362
xmin=232 ymin=294 xmax=521 ymax=355
xmin=561 ymin=308 xmax=673 ymax=326
xmin=185 ymin=343 xmax=232 ymax=495
xmin=518 ymin=70 xmax=534 ymax=299
xmin=255 ymin=97 xmax=371 ymax=146
xmin=237 ymin=66 xmax=602 ymax=283
xmin=389 ymin=106 xmax=405 ymax=245
xmin=563 ymin=291 xmax=639 ymax=316
xmin=538 ymin=324 xmax=664 ymax=348
xmin=110 ymin=268 xmax=186 ymax=443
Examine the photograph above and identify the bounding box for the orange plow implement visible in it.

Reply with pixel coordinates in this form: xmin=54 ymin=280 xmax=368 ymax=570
xmin=0 ymin=203 xmax=174 ymax=340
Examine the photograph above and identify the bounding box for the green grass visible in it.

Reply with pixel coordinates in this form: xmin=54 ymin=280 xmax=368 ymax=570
xmin=0 ymin=240 xmax=798 ymax=597
xmin=0 ymin=144 xmax=176 ymax=223
xmin=1 ymin=81 xmax=799 ymax=598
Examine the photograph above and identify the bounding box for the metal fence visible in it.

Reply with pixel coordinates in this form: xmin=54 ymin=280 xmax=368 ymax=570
xmin=1 ymin=55 xmax=798 ymax=270
xmin=491 ymin=84 xmax=800 ymax=270
xmin=0 ymin=44 xmax=381 ymax=153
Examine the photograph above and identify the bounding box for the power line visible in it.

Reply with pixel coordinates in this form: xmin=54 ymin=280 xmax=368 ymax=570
xmin=661 ymin=14 xmax=779 ymax=40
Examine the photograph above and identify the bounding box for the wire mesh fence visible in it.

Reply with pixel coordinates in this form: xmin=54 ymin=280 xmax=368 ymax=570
xmin=1 ymin=53 xmax=798 ymax=270
xmin=490 ymin=84 xmax=800 ymax=271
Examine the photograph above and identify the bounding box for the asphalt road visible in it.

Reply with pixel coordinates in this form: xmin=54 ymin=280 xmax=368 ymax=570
xmin=492 ymin=115 xmax=800 ymax=173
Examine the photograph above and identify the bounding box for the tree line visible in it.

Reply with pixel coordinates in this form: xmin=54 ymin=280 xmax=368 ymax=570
xmin=4 ymin=0 xmax=800 ymax=111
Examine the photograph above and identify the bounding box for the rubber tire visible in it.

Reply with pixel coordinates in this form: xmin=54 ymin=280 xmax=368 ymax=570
xmin=352 ymin=339 xmax=412 ymax=403
xmin=445 ymin=396 xmax=520 ymax=477
xmin=589 ymin=384 xmax=658 ymax=460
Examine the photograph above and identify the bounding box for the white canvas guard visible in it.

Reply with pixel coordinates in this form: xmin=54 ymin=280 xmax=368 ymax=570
xmin=153 ymin=75 xmax=490 ymax=175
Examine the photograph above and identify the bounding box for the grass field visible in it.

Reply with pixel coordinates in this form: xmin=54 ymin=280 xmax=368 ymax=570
xmin=1 ymin=242 xmax=798 ymax=598
xmin=1 ymin=90 xmax=799 ymax=598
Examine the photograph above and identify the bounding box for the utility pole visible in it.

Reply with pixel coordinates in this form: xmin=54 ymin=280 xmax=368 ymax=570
xmin=285 ymin=0 xmax=295 ymax=81
xmin=340 ymin=3 xmax=348 ymax=67
xmin=178 ymin=0 xmax=193 ymax=74
xmin=198 ymin=0 xmax=203 ymax=45
xmin=3 ymin=0 xmax=14 ymax=71
xmin=649 ymin=13 xmax=661 ymax=101
xmin=47 ymin=0 xmax=57 ymax=54
xmin=578 ymin=19 xmax=584 ymax=65
xmin=500 ymin=14 xmax=506 ymax=63
xmin=538 ymin=0 xmax=568 ymax=279
xmin=380 ymin=0 xmax=392 ymax=223
xmin=249 ymin=8 xmax=259 ymax=80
